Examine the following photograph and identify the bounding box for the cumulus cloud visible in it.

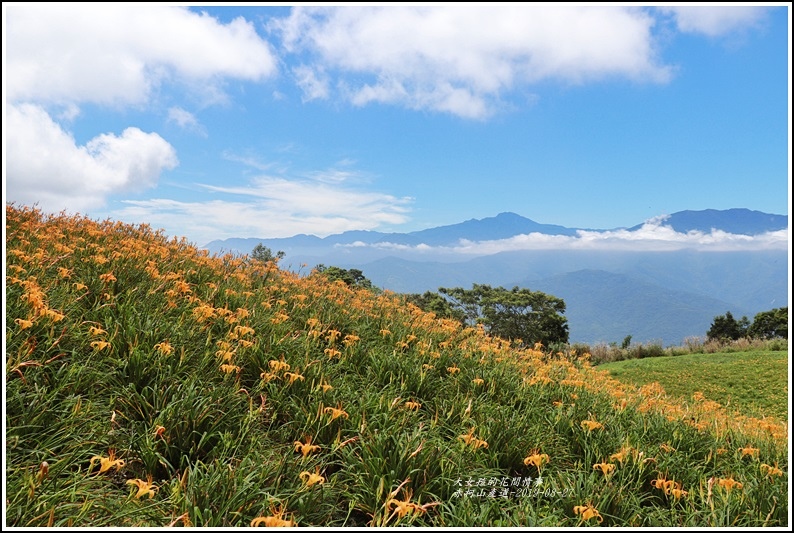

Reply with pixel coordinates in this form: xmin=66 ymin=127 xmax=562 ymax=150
xmin=271 ymin=5 xmax=672 ymax=118
xmin=110 ymin=172 xmax=413 ymax=245
xmin=6 ymin=104 xmax=178 ymax=214
xmin=660 ymin=6 xmax=767 ymax=37
xmin=5 ymin=4 xmax=277 ymax=216
xmin=6 ymin=4 xmax=278 ymax=106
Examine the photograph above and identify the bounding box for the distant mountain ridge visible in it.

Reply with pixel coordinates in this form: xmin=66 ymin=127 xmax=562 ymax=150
xmin=628 ymin=208 xmax=788 ymax=235
xmin=204 ymin=208 xmax=787 ymax=255
xmin=202 ymin=208 xmax=788 ymax=346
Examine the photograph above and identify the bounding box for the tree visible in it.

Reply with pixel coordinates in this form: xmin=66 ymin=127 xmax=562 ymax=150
xmin=621 ymin=335 xmax=632 ymax=350
xmin=706 ymin=311 xmax=749 ymax=341
xmin=747 ymin=307 xmax=787 ymax=339
xmin=251 ymin=243 xmax=285 ymax=264
xmin=438 ymin=284 xmax=568 ymax=345
xmin=314 ymin=264 xmax=374 ymax=290
xmin=404 ymin=291 xmax=466 ymax=323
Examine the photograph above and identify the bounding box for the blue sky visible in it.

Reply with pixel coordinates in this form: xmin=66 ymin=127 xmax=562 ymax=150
xmin=4 ymin=4 xmax=791 ymax=248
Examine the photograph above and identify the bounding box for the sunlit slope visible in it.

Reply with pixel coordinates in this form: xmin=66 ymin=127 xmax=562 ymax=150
xmin=5 ymin=205 xmax=788 ymax=527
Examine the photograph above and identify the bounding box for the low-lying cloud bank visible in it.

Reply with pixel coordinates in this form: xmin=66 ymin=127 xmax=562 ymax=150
xmin=338 ymin=222 xmax=789 ymax=254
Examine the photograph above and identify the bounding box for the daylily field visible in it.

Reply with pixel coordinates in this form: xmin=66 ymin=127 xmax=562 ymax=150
xmin=4 ymin=205 xmax=789 ymax=526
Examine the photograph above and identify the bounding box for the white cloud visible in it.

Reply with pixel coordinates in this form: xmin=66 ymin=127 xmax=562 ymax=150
xmin=336 ymin=219 xmax=789 ymax=255
xmin=6 ymin=4 xmax=278 ymax=106
xmin=293 ymin=65 xmax=330 ymax=101
xmin=109 ymin=172 xmax=413 ymax=245
xmin=660 ymin=6 xmax=767 ymax=37
xmin=6 ymin=103 xmax=178 ymax=213
xmin=271 ymin=5 xmax=672 ymax=118
xmin=5 ymin=5 xmax=278 ymax=216
xmin=167 ymin=106 xmax=207 ymax=136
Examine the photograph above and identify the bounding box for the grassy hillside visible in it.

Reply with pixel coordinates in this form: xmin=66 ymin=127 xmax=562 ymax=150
xmin=598 ymin=351 xmax=788 ymax=422
xmin=5 ymin=205 xmax=788 ymax=527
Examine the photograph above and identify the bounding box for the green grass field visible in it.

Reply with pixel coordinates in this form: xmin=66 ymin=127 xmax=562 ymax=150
xmin=598 ymin=351 xmax=789 ymax=422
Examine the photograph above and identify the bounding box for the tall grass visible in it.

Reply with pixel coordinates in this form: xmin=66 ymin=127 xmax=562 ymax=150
xmin=5 ymin=205 xmax=788 ymax=527
xmin=577 ymin=337 xmax=788 ymax=365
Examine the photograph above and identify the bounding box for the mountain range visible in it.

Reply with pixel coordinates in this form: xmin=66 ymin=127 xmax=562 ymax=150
xmin=204 ymin=208 xmax=789 ymax=346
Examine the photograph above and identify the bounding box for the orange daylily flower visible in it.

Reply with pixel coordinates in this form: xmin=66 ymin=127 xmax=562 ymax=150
xmin=90 ymin=341 xmax=111 ymax=351
xmin=386 ymin=488 xmax=438 ymax=521
xmin=15 ymin=318 xmax=34 ymax=330
xmin=581 ymin=419 xmax=603 ymax=432
xmin=458 ymin=428 xmax=488 ymax=449
xmin=42 ymin=309 xmax=65 ymax=322
xmin=299 ymin=467 xmax=326 ymax=487
xmin=716 ymin=477 xmax=743 ymax=492
xmin=324 ymin=348 xmax=342 ymax=359
xmin=523 ymin=451 xmax=550 ymax=469
xmin=89 ymin=450 xmax=125 ymax=474
xmin=573 ymin=504 xmax=603 ymax=523
xmin=127 ymin=476 xmax=157 ymax=499
xmin=260 ymin=371 xmax=278 ymax=383
xmin=294 ymin=437 xmax=321 ymax=457
xmin=269 ymin=358 xmax=290 ymax=372
xmin=233 ymin=325 xmax=255 ymax=336
xmin=250 ymin=504 xmax=296 ymax=527
xmin=323 ymin=405 xmax=349 ymax=421
xmin=760 ymin=463 xmax=783 ymax=477
xmin=154 ymin=341 xmax=173 ymax=356
xmin=284 ymin=371 xmax=305 ymax=384
xmin=593 ymin=462 xmax=615 ymax=475
xmin=670 ymin=487 xmax=688 ymax=500
xmin=220 ymin=364 xmax=241 ymax=374
xmin=738 ymin=446 xmax=759 ymax=458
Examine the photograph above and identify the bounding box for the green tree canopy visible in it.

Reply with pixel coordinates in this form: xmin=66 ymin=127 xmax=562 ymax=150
xmin=314 ymin=264 xmax=374 ymax=290
xmin=404 ymin=291 xmax=466 ymax=323
xmin=747 ymin=307 xmax=788 ymax=339
xmin=438 ymin=284 xmax=568 ymax=346
xmin=251 ymin=243 xmax=285 ymax=264
xmin=706 ymin=311 xmax=749 ymax=341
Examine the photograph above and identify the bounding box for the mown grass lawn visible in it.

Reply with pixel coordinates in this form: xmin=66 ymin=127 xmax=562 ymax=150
xmin=598 ymin=351 xmax=789 ymax=422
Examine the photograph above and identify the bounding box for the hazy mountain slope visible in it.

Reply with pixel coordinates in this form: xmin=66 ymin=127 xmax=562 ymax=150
xmin=526 ymin=269 xmax=749 ymax=346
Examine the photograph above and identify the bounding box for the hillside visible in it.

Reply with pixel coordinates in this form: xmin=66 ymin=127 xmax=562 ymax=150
xmin=527 ymin=269 xmax=747 ymax=345
xmin=5 ymin=205 xmax=787 ymax=527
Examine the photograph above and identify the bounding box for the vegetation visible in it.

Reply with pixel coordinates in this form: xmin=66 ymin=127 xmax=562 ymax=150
xmin=313 ymin=264 xmax=375 ymax=290
xmin=404 ymin=290 xmax=466 ymax=323
xmin=598 ymin=351 xmax=788 ymax=421
xmin=5 ymin=205 xmax=788 ymax=527
xmin=747 ymin=307 xmax=788 ymax=340
xmin=707 ymin=308 xmax=787 ymax=342
xmin=410 ymin=285 xmax=569 ymax=347
xmin=576 ymin=336 xmax=788 ymax=366
xmin=250 ymin=243 xmax=285 ymax=264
